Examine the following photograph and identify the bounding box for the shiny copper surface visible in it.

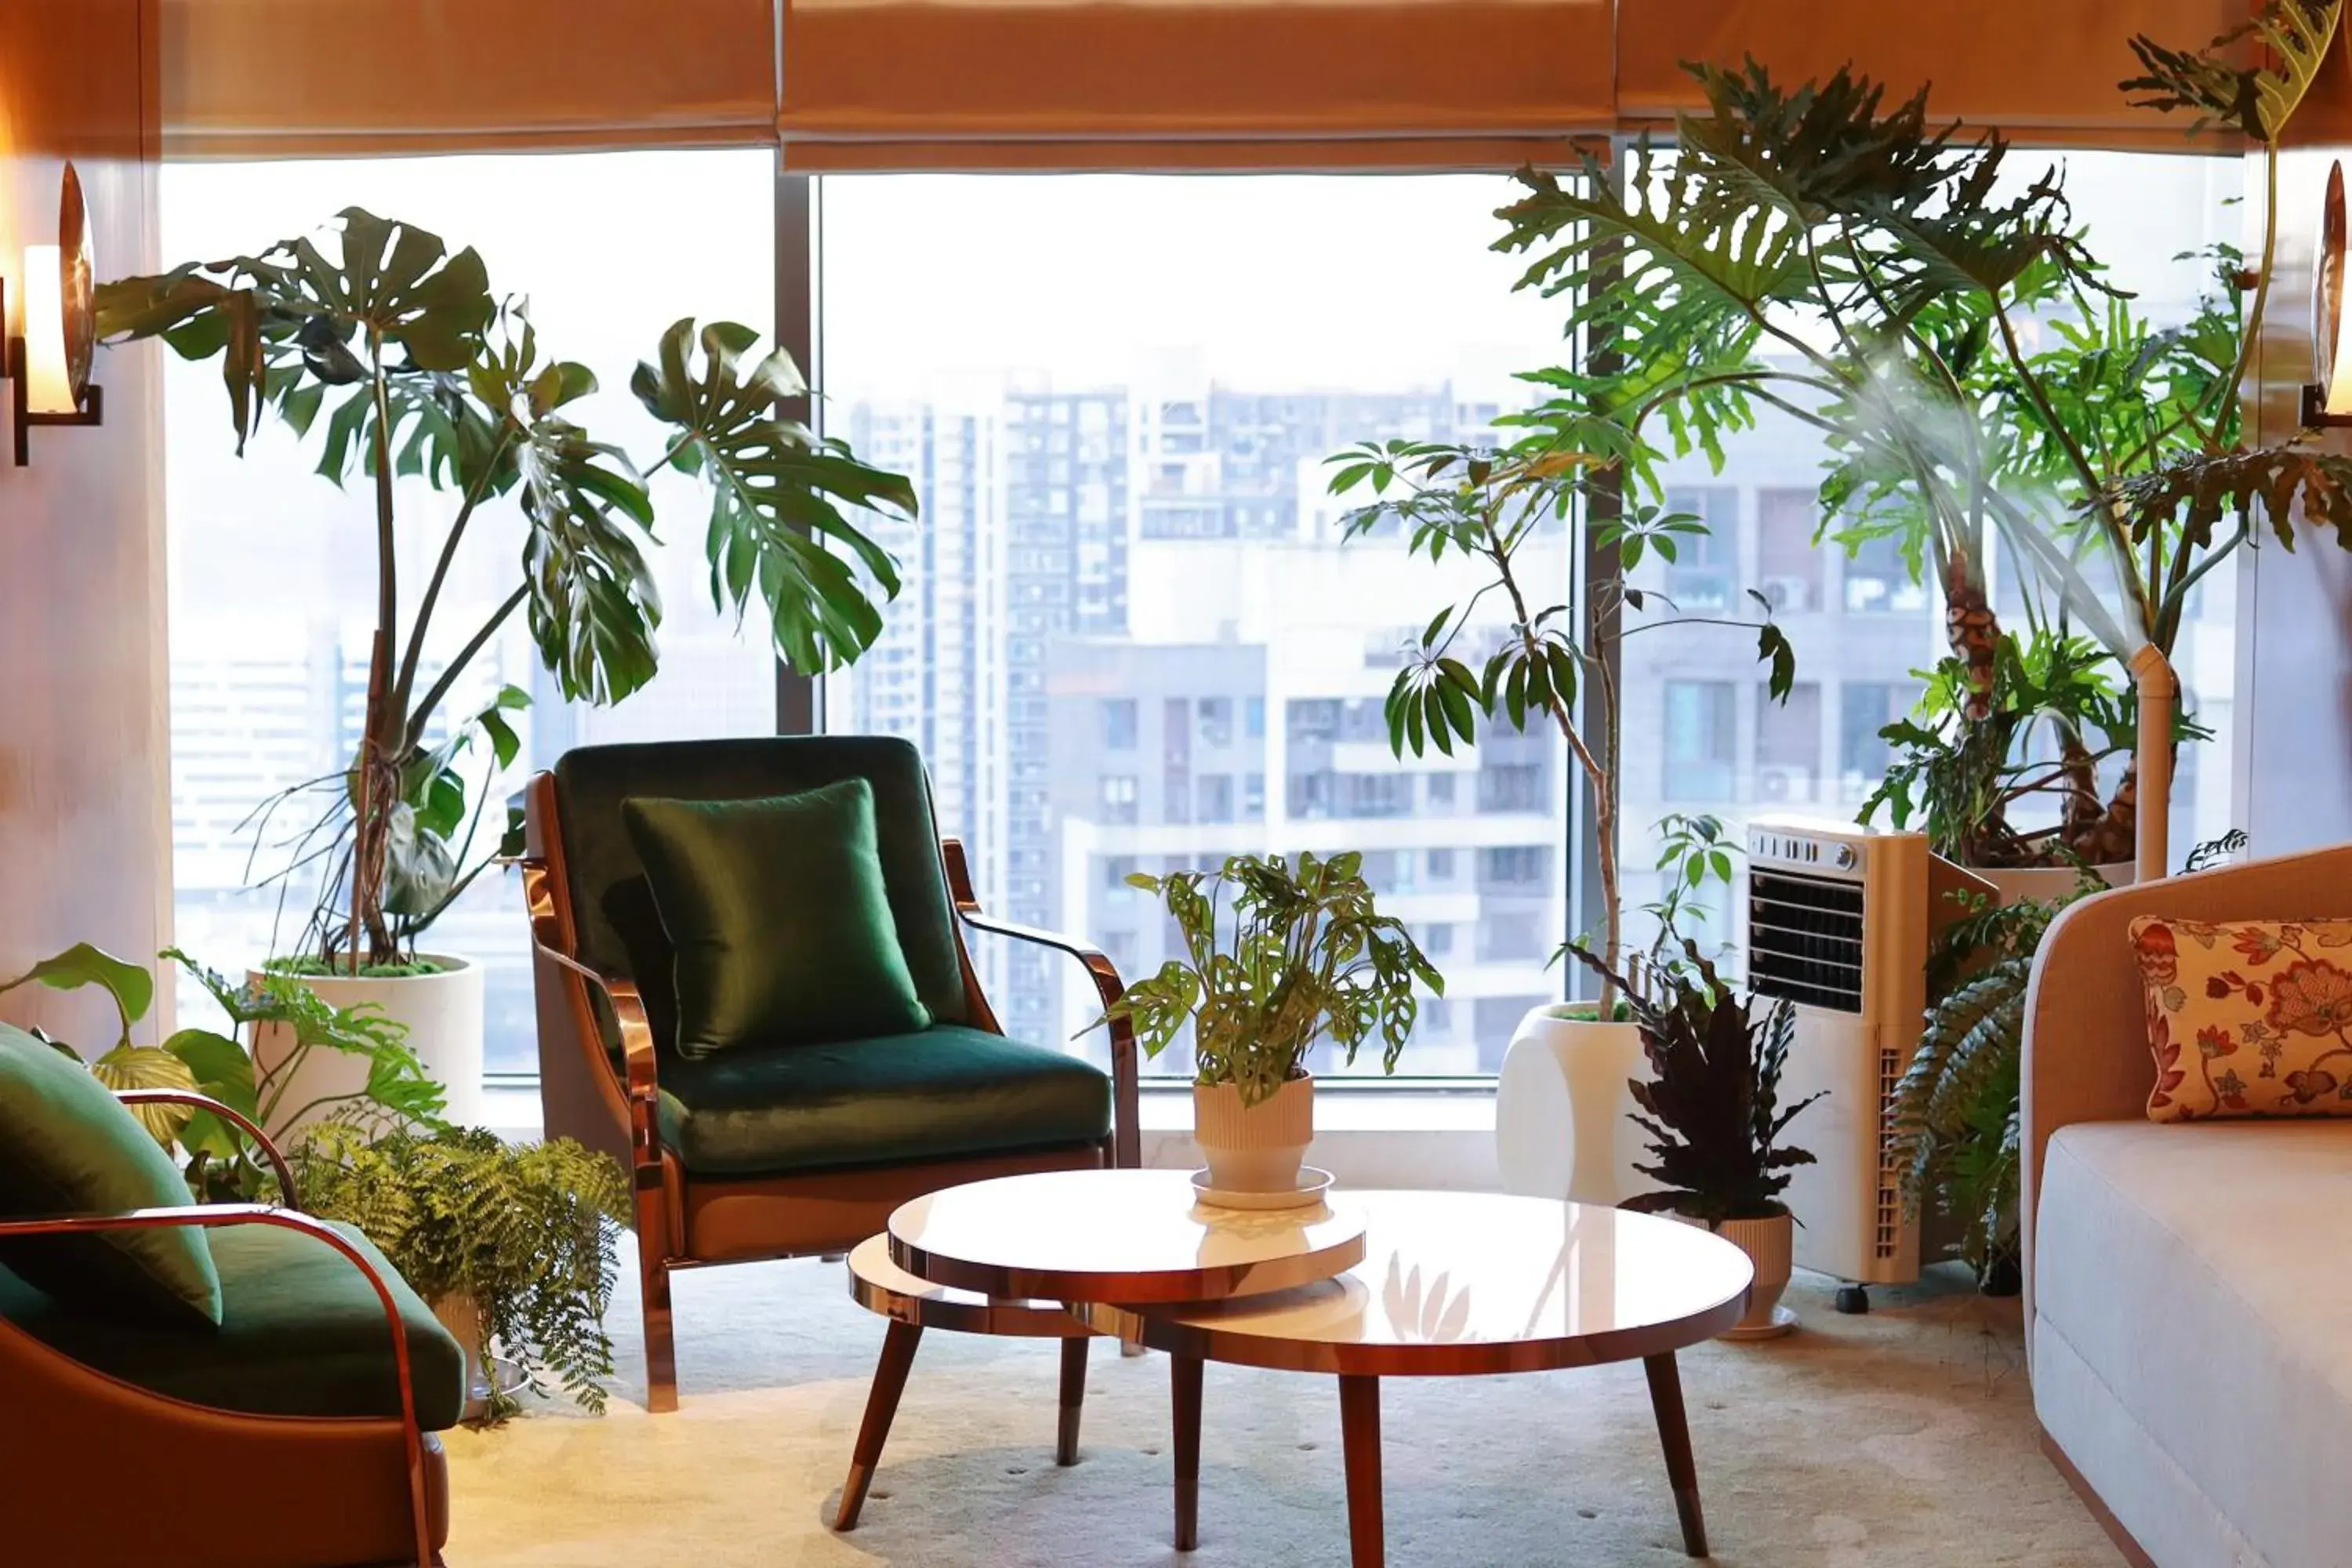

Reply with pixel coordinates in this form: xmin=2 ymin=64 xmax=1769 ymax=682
xmin=891 ymin=1169 xmax=1369 ymax=1305
xmin=1078 ymin=1192 xmax=1753 ymax=1377
xmin=846 ymin=1233 xmax=1090 ymax=1338
xmin=114 ymin=1087 xmax=298 ymax=1207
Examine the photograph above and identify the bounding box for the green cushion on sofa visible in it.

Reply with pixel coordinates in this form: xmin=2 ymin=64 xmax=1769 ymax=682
xmin=655 ymin=1025 xmax=1112 ymax=1176
xmin=624 ymin=779 xmax=933 ymax=1057
xmin=0 ymin=1217 xmax=466 ymax=1428
xmin=0 ymin=1022 xmax=222 ymax=1329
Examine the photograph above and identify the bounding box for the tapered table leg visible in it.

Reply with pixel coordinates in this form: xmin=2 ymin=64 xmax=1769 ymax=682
xmin=835 ymin=1320 xmax=923 ymax=1531
xmin=1057 ymin=1336 xmax=1090 ymax=1465
xmin=1172 ymin=1350 xmax=1203 ymax=1550
xmin=1340 ymin=1374 xmax=1384 ymax=1568
xmin=1643 ymin=1351 xmax=1708 ymax=1557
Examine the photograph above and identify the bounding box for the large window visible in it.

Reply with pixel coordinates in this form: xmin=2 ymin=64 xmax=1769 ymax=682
xmin=163 ymin=152 xmax=778 ymax=1073
xmin=822 ymin=175 xmax=1561 ymax=1077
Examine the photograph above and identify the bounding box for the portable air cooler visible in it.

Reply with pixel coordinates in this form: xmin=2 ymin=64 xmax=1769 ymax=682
xmin=1743 ymin=815 xmax=1990 ymax=1310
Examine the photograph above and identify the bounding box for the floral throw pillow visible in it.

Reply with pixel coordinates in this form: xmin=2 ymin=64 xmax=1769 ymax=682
xmin=2129 ymin=917 xmax=2352 ymax=1122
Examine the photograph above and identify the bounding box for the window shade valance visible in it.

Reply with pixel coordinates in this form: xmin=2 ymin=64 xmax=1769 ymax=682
xmin=161 ymin=0 xmax=2254 ymax=165
xmin=161 ymin=0 xmax=779 ymax=158
xmin=1615 ymin=0 xmax=2248 ymax=147
xmin=777 ymin=0 xmax=1615 ymax=171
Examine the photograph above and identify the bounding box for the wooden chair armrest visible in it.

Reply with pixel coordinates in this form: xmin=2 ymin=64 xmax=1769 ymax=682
xmin=940 ymin=839 xmax=1140 ymax=1169
xmin=517 ymin=860 xmax=670 ymax=1207
xmin=112 ymin=1089 xmax=299 ymax=1210
xmin=0 ymin=1203 xmax=435 ymax=1566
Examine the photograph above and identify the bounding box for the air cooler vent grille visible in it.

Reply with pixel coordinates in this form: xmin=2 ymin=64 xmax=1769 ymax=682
xmin=1748 ymin=869 xmax=1865 ymax=1014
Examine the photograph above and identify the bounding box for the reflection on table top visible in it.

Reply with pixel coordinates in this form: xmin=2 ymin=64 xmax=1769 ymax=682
xmin=1076 ymin=1191 xmax=1755 ymax=1377
xmin=888 ymin=1168 xmax=1369 ymax=1304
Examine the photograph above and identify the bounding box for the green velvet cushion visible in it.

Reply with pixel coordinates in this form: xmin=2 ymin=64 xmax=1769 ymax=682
xmin=554 ymin=737 xmax=971 ymax=1055
xmin=0 ymin=1218 xmax=465 ymax=1428
xmin=0 ymin=1022 xmax=222 ymax=1329
xmin=655 ymin=1025 xmax=1112 ymax=1176
xmin=624 ymin=779 xmax=933 ymax=1058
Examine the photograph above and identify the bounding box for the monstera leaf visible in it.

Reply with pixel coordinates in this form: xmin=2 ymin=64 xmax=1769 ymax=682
xmin=2124 ymin=0 xmax=2342 ymax=143
xmin=633 ymin=318 xmax=916 ymax=673
xmin=96 ymin=209 xmax=494 ymax=454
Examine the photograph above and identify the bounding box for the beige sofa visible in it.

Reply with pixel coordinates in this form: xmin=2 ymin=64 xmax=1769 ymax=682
xmin=2024 ymin=843 xmax=2352 ymax=1568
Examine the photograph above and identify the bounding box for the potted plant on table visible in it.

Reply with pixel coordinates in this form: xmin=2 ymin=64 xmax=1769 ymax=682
xmin=94 ymin=209 xmax=915 ymax=1123
xmin=1095 ymin=851 xmax=1442 ymax=1202
xmin=1327 ymin=441 xmax=1793 ymax=1204
xmin=1566 ymin=942 xmax=1822 ymax=1340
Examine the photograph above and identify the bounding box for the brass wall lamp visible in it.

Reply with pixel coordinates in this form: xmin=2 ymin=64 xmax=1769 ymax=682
xmin=4 ymin=162 xmax=105 ymax=466
xmin=2306 ymin=161 xmax=2352 ymax=430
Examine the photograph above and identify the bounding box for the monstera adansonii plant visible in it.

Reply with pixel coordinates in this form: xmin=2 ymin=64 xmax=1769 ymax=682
xmin=1496 ymin=0 xmax=2352 ymax=868
xmin=97 ymin=209 xmax=916 ymax=970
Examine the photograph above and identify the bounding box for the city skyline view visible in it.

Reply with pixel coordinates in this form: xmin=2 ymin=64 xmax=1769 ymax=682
xmin=161 ymin=154 xmax=2239 ymax=1079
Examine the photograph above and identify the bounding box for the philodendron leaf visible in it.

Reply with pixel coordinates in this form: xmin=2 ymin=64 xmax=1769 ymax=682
xmin=0 ymin=943 xmax=155 ymax=1047
xmin=632 ymin=318 xmax=917 ymax=674
xmin=89 ymin=1045 xmax=199 ymax=1146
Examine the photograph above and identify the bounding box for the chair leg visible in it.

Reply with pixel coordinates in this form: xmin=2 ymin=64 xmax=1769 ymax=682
xmin=1057 ymin=1336 xmax=1089 ymax=1465
xmin=837 ymin=1320 xmax=924 ymax=1531
xmin=641 ymin=1252 xmax=680 ymax=1415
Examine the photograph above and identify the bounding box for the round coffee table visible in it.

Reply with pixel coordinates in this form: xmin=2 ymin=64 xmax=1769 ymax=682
xmin=1077 ymin=1191 xmax=1755 ymax=1567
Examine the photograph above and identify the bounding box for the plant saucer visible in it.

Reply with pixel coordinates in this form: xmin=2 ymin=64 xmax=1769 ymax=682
xmin=1190 ymin=1165 xmax=1336 ymax=1211
xmin=1718 ymin=1305 xmax=1798 ymax=1342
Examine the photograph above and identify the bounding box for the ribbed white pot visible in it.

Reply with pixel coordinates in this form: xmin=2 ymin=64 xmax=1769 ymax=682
xmin=1192 ymin=1076 xmax=1314 ymax=1193
xmin=1977 ymin=862 xmax=2135 ymax=908
xmin=250 ymin=955 xmax=485 ymax=1132
xmin=1495 ymin=1007 xmax=1650 ymax=1207
xmin=1707 ymin=1212 xmax=1795 ymax=1338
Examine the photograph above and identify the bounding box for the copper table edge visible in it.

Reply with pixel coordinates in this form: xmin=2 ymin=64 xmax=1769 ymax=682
xmin=887 ymin=1228 xmax=1371 ymax=1305
xmin=847 ymin=1257 xmax=1095 ymax=1339
xmin=1070 ymin=1281 xmax=1755 ymax=1377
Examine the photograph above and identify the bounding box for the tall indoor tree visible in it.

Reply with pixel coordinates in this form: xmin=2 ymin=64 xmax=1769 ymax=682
xmin=1496 ymin=0 xmax=2352 ymax=867
xmin=98 ymin=209 xmax=916 ymax=969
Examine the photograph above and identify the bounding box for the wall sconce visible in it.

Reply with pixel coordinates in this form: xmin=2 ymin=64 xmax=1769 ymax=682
xmin=2305 ymin=161 xmax=2352 ymax=428
xmin=6 ymin=163 xmax=104 ymax=466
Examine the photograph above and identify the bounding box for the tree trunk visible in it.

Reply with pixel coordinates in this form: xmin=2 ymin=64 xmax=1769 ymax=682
xmin=1943 ymin=554 xmax=1998 ymax=724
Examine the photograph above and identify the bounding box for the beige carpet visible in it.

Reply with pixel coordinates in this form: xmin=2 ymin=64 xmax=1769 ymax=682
xmin=443 ymin=1236 xmax=2120 ymax=1567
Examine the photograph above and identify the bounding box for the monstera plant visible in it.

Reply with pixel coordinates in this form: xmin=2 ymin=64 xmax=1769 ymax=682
xmin=1496 ymin=0 xmax=2352 ymax=870
xmin=96 ymin=209 xmax=916 ymax=972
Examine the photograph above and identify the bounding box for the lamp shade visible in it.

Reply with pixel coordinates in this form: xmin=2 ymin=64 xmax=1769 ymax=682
xmin=22 ymin=245 xmax=76 ymax=416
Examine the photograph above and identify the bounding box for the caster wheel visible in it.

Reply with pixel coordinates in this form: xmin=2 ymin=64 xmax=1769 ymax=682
xmin=1833 ymin=1284 xmax=1870 ymax=1315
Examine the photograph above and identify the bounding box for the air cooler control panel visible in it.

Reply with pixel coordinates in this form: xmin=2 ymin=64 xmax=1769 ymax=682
xmin=1748 ymin=822 xmax=1861 ymax=877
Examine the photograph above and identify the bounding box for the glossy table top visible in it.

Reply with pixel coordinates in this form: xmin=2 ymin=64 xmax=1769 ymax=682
xmin=1076 ymin=1191 xmax=1754 ymax=1377
xmin=888 ymin=1168 xmax=1369 ymax=1304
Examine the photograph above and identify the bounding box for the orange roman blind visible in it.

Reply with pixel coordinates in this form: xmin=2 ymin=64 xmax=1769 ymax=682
xmin=162 ymin=0 xmax=780 ymax=158
xmin=1616 ymin=0 xmax=2252 ymax=146
xmin=776 ymin=0 xmax=1617 ymax=171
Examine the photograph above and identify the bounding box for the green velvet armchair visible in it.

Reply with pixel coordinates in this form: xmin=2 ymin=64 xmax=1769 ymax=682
xmin=0 ymin=1087 xmax=463 ymax=1568
xmin=520 ymin=735 xmax=1139 ymax=1413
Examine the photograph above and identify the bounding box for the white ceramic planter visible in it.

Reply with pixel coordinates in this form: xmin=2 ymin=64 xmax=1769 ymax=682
xmin=1977 ymin=862 xmax=2134 ymax=908
xmin=1495 ymin=1007 xmax=1651 ymax=1207
xmin=1192 ymin=1076 xmax=1313 ymax=1194
xmin=250 ymin=954 xmax=485 ymax=1133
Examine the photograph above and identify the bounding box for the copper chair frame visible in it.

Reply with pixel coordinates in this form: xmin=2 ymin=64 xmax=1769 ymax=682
xmin=518 ymin=769 xmax=1140 ymax=1414
xmin=0 ymin=1088 xmax=444 ymax=1568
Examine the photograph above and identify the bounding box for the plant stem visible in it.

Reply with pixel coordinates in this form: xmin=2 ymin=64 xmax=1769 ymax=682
xmin=404 ymin=585 xmax=529 ymax=754
xmin=394 ymin=429 xmax=515 ymax=720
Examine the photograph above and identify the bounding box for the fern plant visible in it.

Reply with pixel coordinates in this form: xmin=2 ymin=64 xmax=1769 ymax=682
xmin=296 ymin=1126 xmax=630 ymax=1421
xmin=1566 ymin=941 xmax=1821 ymax=1224
xmin=1890 ymin=876 xmax=2101 ymax=1279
